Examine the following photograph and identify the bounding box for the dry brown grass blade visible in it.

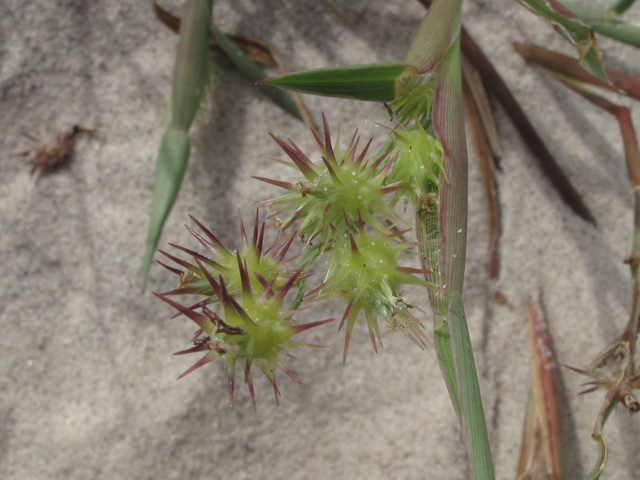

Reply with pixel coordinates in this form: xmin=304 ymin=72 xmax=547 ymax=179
xmin=459 ymin=27 xmax=595 ymax=224
xmin=516 ymin=392 xmax=551 ymax=480
xmin=554 ymin=76 xmax=640 ymax=188
xmin=150 ymin=0 xmax=317 ymax=135
xmin=462 ymin=58 xmax=503 ymax=159
xmin=462 ymin=62 xmax=502 ymax=281
xmin=516 ymin=294 xmax=564 ymax=480
xmin=515 ymin=42 xmax=640 ymax=102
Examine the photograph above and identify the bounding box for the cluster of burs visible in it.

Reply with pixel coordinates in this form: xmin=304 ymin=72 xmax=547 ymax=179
xmin=156 ymin=106 xmax=444 ymax=411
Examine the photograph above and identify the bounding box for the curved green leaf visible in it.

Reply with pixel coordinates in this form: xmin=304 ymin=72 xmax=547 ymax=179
xmin=558 ymin=1 xmax=640 ymax=48
xmin=448 ymin=294 xmax=495 ymax=480
xmin=142 ymin=130 xmax=191 ymax=288
xmin=611 ymin=0 xmax=637 ymax=15
xmin=143 ymin=0 xmax=213 ymax=287
xmin=584 ymin=434 xmax=607 ymax=480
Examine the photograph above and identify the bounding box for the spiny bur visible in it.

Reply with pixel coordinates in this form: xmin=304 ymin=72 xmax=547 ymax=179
xmin=384 ymin=121 xmax=445 ymax=205
xmin=255 ymin=115 xmax=405 ymax=247
xmin=316 ymin=214 xmax=431 ymax=362
xmin=155 ymin=215 xmax=332 ymax=412
xmin=157 ymin=210 xmax=297 ymax=298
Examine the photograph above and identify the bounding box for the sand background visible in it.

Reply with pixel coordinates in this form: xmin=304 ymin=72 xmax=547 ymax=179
xmin=1 ymin=0 xmax=640 ymax=478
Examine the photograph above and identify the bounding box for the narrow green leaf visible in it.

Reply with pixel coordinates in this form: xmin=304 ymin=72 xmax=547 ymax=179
xmin=171 ymin=0 xmax=213 ymax=131
xmin=143 ymin=0 xmax=213 ymax=286
xmin=556 ymin=1 xmax=607 ymax=22
xmin=559 ymin=0 xmax=640 ymax=47
xmin=555 ymin=1 xmax=640 ymax=58
xmin=518 ymin=0 xmax=592 ymax=42
xmin=448 ymin=294 xmax=495 ymax=480
xmin=592 ymin=21 xmax=640 ymax=48
xmin=581 ymin=46 xmax=610 ymax=84
xmin=142 ymin=130 xmax=191 ymax=287
xmin=209 ymin=25 xmax=303 ymax=120
xmin=516 ymin=0 xmax=612 ymax=85
xmin=261 ymin=63 xmax=417 ymax=102
xmin=404 ymin=0 xmax=461 ymax=74
xmin=434 ymin=320 xmax=461 ymax=418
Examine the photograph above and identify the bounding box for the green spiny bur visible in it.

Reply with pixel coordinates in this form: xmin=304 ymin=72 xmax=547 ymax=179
xmin=319 ymin=222 xmax=429 ymax=361
xmin=256 ymin=115 xmax=405 ymax=245
xmin=385 ymin=121 xmax=445 ymax=205
xmin=390 ymin=80 xmax=436 ymax=127
xmin=155 ymin=214 xmax=332 ymax=412
xmin=158 ymin=212 xmax=294 ymax=297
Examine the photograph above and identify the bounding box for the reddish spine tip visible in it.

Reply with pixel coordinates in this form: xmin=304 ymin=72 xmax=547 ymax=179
xmin=355 ymin=138 xmax=373 ymax=166
xmin=193 ymin=258 xmax=224 ymax=302
xmin=177 ymin=352 xmax=215 ymax=380
xmin=349 ymin=233 xmax=359 ymax=253
xmin=156 ymin=260 xmax=183 ymax=276
xmin=322 ymin=157 xmax=341 ymax=184
xmin=283 ymin=368 xmax=306 ymax=389
xmin=339 ymin=297 xmax=356 ymax=331
xmin=188 ymin=215 xmax=226 ymax=251
xmin=322 ymin=114 xmax=335 ymax=162
xmin=158 ymin=249 xmax=197 ymax=271
xmin=168 ymin=243 xmax=218 ymax=268
xmin=238 ymin=209 xmax=248 ymax=245
xmin=290 ymin=318 xmax=334 ymax=334
xmin=154 ymin=292 xmax=208 ymax=329
xmin=237 ymin=252 xmax=253 ymax=298
xmin=245 ymin=361 xmax=258 ymax=413
xmin=275 ymin=264 xmax=307 ymax=302
xmin=185 ymin=224 xmax=217 ymax=253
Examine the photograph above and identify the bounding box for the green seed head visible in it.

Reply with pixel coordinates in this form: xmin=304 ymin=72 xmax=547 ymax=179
xmin=256 ymin=116 xmax=404 ymax=246
xmin=389 ymin=81 xmax=436 ymax=127
xmin=385 ymin=122 xmax=445 ymax=204
xmin=158 ymin=211 xmax=294 ymax=298
xmin=319 ymin=224 xmax=428 ymax=361
xmin=155 ymin=216 xmax=332 ymax=412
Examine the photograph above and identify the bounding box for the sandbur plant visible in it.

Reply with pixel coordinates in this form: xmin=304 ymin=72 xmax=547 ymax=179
xmin=153 ymin=0 xmax=494 ymax=477
xmin=148 ymin=0 xmax=640 ymax=478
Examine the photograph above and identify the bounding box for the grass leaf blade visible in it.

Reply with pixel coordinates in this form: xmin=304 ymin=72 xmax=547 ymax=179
xmin=142 ymin=0 xmax=212 ymax=287
xmin=433 ymin=38 xmax=467 ymax=297
xmin=449 ymin=294 xmax=495 ymax=480
xmin=434 ymin=323 xmax=461 ymax=419
xmin=404 ymin=0 xmax=461 ymax=73
xmin=261 ymin=63 xmax=417 ymax=102
xmin=210 ymin=25 xmax=303 ymax=120
xmin=142 ymin=130 xmax=191 ymax=287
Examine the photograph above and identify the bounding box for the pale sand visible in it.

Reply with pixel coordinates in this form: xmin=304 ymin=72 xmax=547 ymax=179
xmin=1 ymin=0 xmax=639 ymax=478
